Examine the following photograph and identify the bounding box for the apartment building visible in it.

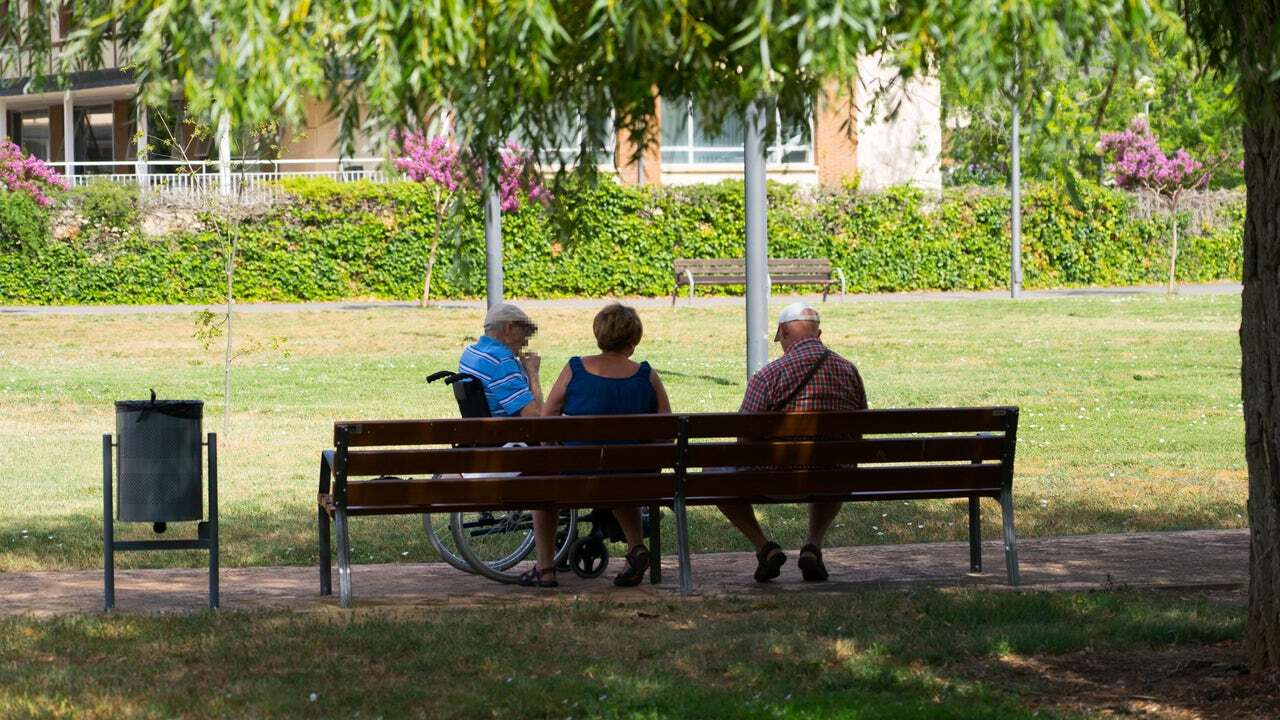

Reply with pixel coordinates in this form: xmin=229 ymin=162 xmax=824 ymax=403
xmin=0 ymin=5 xmax=941 ymax=194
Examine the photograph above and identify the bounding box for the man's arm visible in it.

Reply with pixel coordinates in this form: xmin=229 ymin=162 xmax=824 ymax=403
xmin=516 ymin=351 xmax=544 ymax=416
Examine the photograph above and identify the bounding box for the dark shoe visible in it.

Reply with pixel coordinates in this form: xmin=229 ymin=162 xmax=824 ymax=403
xmin=516 ymin=566 xmax=559 ymax=588
xmin=798 ymin=544 xmax=829 ymax=582
xmin=753 ymin=542 xmax=786 ymax=582
xmin=613 ymin=545 xmax=650 ymax=587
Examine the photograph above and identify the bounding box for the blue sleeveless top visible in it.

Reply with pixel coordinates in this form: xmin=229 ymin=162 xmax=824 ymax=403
xmin=562 ymin=357 xmax=658 ymax=416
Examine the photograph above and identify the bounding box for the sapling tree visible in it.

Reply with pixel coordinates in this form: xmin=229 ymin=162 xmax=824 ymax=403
xmin=1100 ymin=115 xmax=1213 ymax=293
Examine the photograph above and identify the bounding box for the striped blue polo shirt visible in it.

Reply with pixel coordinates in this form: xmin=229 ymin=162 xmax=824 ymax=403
xmin=458 ymin=334 xmax=535 ymax=417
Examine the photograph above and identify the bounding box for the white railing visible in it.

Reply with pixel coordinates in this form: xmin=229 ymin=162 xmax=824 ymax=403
xmin=45 ymin=158 xmax=388 ymax=201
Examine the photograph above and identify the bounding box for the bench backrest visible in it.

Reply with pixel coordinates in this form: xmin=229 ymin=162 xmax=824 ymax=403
xmin=678 ymin=408 xmax=1017 ymax=504
xmin=674 ymin=258 xmax=832 ymax=282
xmin=330 ymin=407 xmax=1017 ymax=511
xmin=333 ymin=415 xmax=683 ymax=511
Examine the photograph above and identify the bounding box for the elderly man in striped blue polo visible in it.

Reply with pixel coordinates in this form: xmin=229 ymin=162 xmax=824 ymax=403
xmin=458 ymin=303 xmax=544 ymax=417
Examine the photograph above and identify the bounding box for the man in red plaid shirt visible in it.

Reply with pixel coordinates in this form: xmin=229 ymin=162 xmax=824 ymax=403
xmin=720 ymin=302 xmax=867 ymax=582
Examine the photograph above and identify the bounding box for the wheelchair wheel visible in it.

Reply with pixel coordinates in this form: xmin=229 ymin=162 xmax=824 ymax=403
xmin=568 ymin=537 xmax=609 ymax=579
xmin=451 ymin=508 xmax=577 ymax=583
xmin=422 ymin=511 xmax=477 ymax=573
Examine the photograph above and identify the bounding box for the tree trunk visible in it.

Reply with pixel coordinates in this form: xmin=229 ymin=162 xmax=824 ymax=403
xmin=1242 ymin=112 xmax=1280 ymax=673
xmin=421 ymin=200 xmax=445 ymax=307
xmin=421 ymin=239 xmax=439 ymax=307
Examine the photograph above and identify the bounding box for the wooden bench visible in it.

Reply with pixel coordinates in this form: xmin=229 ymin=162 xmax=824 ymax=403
xmin=672 ymin=258 xmax=846 ymax=305
xmin=318 ymin=407 xmax=1020 ymax=607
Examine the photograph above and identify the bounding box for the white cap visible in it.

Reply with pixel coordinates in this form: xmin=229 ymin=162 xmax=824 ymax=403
xmin=777 ymin=301 xmax=820 ymax=326
xmin=483 ymin=303 xmax=535 ymax=331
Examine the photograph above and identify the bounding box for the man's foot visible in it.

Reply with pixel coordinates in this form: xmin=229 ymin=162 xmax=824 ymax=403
xmin=613 ymin=545 xmax=650 ymax=587
xmin=797 ymin=544 xmax=828 ymax=582
xmin=754 ymin=542 xmax=786 ymax=582
xmin=516 ymin=566 xmax=559 ymax=588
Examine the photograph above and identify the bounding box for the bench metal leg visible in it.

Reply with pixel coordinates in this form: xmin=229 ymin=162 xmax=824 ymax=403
xmin=673 ymin=496 xmax=693 ymax=595
xmin=318 ymin=507 xmax=332 ymax=596
xmin=999 ymin=489 xmax=1020 ymax=586
xmin=968 ymin=496 xmax=982 ymax=573
xmin=335 ymin=508 xmax=353 ymax=608
xmin=649 ymin=504 xmax=662 ymax=585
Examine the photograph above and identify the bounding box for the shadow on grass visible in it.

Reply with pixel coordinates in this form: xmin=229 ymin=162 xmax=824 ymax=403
xmin=0 ymin=589 xmax=1243 ymax=719
xmin=0 ymin=490 xmax=1249 ymax=573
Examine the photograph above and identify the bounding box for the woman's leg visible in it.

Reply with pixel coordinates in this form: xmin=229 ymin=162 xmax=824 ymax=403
xmin=612 ymin=507 xmax=645 ymax=549
xmin=531 ymin=509 xmax=557 ymax=573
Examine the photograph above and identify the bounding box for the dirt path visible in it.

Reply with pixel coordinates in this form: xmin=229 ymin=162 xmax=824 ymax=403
xmin=0 ymin=529 xmax=1247 ymax=615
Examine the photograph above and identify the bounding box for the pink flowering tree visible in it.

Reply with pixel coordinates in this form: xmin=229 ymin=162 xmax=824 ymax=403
xmin=393 ymin=132 xmax=547 ymax=305
xmin=1100 ymin=117 xmax=1213 ymax=293
xmin=0 ymin=140 xmax=69 ymax=208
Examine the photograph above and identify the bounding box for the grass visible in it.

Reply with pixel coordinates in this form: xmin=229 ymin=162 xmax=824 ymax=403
xmin=0 ymin=293 xmax=1245 ymax=571
xmin=0 ymin=588 xmax=1246 ymax=719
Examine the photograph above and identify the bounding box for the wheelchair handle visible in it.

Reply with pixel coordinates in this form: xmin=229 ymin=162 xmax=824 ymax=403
xmin=426 ymin=371 xmax=454 ymax=384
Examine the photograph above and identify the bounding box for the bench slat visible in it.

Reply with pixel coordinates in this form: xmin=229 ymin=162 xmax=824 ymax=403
xmin=683 ymin=464 xmax=1005 ymax=502
xmin=338 ymin=414 xmax=682 ymax=447
xmin=684 ymin=435 xmax=1007 ymax=467
xmin=345 ymin=472 xmax=676 ymax=508
xmin=345 ymin=442 xmax=679 ymax=476
xmin=684 ymin=408 xmax=1015 ymax=438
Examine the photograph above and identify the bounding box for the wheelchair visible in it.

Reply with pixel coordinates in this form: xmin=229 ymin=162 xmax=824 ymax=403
xmin=422 ymin=370 xmax=654 ymax=583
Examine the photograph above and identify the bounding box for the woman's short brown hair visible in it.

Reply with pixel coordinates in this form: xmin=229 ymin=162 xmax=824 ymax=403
xmin=593 ymin=303 xmax=643 ymax=353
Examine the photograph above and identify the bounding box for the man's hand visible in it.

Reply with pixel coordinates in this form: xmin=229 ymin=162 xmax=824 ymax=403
xmin=520 ymin=351 xmax=541 ymax=377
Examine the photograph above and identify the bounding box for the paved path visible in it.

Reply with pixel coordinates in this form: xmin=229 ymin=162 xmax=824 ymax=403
xmin=0 ymin=529 xmax=1247 ymax=616
xmin=0 ymin=283 xmax=1242 ymax=316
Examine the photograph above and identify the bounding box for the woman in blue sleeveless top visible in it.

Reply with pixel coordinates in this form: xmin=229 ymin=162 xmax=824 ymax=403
xmin=519 ymin=304 xmax=670 ymax=588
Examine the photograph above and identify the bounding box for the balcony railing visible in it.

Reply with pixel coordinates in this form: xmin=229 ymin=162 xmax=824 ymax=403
xmin=45 ymin=157 xmax=387 ymax=201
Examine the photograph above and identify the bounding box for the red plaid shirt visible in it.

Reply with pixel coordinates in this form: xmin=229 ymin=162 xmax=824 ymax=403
xmin=740 ymin=337 xmax=867 ymax=413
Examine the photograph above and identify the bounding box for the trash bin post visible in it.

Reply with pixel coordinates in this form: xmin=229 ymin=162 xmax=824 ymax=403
xmin=103 ymin=433 xmax=115 ymax=611
xmin=207 ymin=432 xmax=219 ymax=609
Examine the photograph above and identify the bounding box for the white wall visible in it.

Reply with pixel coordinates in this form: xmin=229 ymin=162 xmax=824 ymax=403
xmin=855 ymin=54 xmax=943 ymax=192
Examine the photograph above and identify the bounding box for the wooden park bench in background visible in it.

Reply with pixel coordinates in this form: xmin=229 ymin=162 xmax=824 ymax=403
xmin=318 ymin=407 xmax=1020 ymax=607
xmin=672 ymin=258 xmax=847 ymax=305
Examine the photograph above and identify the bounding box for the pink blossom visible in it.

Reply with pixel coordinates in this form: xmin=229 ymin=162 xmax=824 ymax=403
xmin=0 ymin=141 xmax=67 ymax=207
xmin=1099 ymin=117 xmax=1209 ymax=198
xmin=392 ymin=132 xmax=548 ymax=212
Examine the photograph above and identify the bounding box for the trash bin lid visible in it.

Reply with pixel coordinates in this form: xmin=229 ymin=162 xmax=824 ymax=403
xmin=115 ymin=399 xmax=203 ymax=419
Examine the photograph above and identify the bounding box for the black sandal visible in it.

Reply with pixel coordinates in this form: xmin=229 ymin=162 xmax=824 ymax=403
xmin=613 ymin=545 xmax=650 ymax=587
xmin=754 ymin=541 xmax=786 ymax=582
xmin=517 ymin=566 xmax=559 ymax=588
xmin=797 ymin=544 xmax=829 ymax=582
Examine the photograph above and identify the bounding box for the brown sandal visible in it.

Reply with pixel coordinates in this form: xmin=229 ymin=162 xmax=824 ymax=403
xmin=613 ymin=545 xmax=650 ymax=587
xmin=754 ymin=542 xmax=786 ymax=582
xmin=517 ymin=566 xmax=559 ymax=588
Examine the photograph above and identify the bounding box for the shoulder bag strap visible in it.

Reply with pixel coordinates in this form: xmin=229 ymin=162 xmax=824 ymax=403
xmin=772 ymin=349 xmax=831 ymax=411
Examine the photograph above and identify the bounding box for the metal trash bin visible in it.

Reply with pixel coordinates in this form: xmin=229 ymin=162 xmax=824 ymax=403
xmin=115 ymin=399 xmax=203 ymax=523
xmin=103 ymin=392 xmax=218 ymax=611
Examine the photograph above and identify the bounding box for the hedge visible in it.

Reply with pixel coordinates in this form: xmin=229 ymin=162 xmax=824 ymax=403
xmin=0 ymin=177 xmax=1243 ymax=304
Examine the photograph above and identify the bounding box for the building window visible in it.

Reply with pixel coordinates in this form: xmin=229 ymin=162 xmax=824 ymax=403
xmin=18 ymin=110 xmax=49 ymax=160
xmin=660 ymin=97 xmax=812 ymax=165
xmin=73 ymin=105 xmax=113 ymax=171
xmin=518 ymin=113 xmax=615 ymax=168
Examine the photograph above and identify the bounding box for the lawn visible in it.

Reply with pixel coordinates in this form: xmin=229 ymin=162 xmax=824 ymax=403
xmin=0 ymin=293 xmax=1245 ymax=571
xmin=0 ymin=588 xmax=1251 ymax=719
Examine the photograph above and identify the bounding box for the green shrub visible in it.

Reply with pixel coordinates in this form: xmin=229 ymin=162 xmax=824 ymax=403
xmin=0 ymin=190 xmax=50 ymax=252
xmin=70 ymin=179 xmax=140 ymax=238
xmin=0 ymin=176 xmax=1244 ymax=304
